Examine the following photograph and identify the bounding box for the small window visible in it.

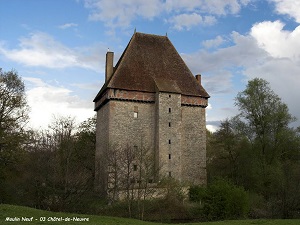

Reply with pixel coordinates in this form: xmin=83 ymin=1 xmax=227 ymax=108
xmin=134 ymin=106 xmax=138 ymax=118
xmin=169 ymin=95 xmax=171 ymax=98
xmin=169 ymin=172 xmax=172 ymax=177
xmin=148 ymin=179 xmax=153 ymax=184
xmin=169 ymin=108 xmax=171 ymax=113
xmin=169 ymin=154 xmax=171 ymax=159
xmin=169 ymin=122 xmax=171 ymax=127
xmin=134 ymin=145 xmax=138 ymax=151
xmin=133 ymin=165 xmax=138 ymax=171
xmin=169 ymin=140 xmax=171 ymax=144
xmin=130 ymin=178 xmax=136 ymax=184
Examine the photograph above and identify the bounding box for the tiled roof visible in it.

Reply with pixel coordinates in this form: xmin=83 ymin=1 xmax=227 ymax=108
xmin=94 ymin=32 xmax=209 ymax=102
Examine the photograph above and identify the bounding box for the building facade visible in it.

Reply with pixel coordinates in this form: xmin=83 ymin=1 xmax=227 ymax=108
xmin=94 ymin=32 xmax=209 ymax=195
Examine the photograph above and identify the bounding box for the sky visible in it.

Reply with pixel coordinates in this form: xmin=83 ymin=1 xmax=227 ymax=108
xmin=1 ymin=0 xmax=300 ymax=131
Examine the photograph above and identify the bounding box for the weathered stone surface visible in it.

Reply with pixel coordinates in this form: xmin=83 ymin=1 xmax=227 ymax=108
xmin=95 ymin=92 xmax=208 ymax=194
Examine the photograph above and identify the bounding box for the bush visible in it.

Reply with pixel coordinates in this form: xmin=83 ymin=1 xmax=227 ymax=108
xmin=190 ymin=180 xmax=249 ymax=221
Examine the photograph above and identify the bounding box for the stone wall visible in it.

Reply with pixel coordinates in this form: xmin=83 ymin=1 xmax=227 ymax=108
xmin=155 ymin=92 xmax=182 ymax=180
xmin=95 ymin=102 xmax=110 ymax=193
xmin=95 ymin=89 xmax=208 ymax=194
xmin=181 ymin=106 xmax=207 ymax=185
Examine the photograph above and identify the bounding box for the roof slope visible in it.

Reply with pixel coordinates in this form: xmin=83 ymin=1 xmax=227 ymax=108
xmin=94 ymin=32 xmax=209 ymax=101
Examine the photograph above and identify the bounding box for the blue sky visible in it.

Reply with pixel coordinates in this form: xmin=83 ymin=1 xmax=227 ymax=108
xmin=1 ymin=0 xmax=300 ymax=131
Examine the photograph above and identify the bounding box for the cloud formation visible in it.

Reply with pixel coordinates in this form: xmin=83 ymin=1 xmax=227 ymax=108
xmin=168 ymin=13 xmax=216 ymax=30
xmin=269 ymin=0 xmax=300 ymax=23
xmin=58 ymin=23 xmax=78 ymax=29
xmin=83 ymin=0 xmax=251 ymax=31
xmin=24 ymin=77 xmax=95 ymax=129
xmin=0 ymin=32 xmax=105 ymax=71
xmin=182 ymin=20 xmax=300 ymax=127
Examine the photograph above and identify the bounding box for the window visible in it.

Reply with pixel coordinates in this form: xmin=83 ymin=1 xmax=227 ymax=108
xmin=134 ymin=106 xmax=138 ymax=118
xmin=169 ymin=94 xmax=171 ymax=98
xmin=133 ymin=165 xmax=138 ymax=171
xmin=169 ymin=154 xmax=171 ymax=159
xmin=169 ymin=139 xmax=171 ymax=144
xmin=169 ymin=122 xmax=171 ymax=127
xmin=169 ymin=108 xmax=171 ymax=113
xmin=130 ymin=178 xmax=136 ymax=184
xmin=169 ymin=172 xmax=172 ymax=177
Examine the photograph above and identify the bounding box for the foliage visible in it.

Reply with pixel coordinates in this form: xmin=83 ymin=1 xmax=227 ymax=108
xmin=0 ymin=69 xmax=29 ymax=203
xmin=207 ymin=78 xmax=300 ymax=219
xmin=190 ymin=180 xmax=249 ymax=221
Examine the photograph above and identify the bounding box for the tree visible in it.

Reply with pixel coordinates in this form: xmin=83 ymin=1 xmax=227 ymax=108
xmin=207 ymin=119 xmax=247 ymax=184
xmin=0 ymin=69 xmax=29 ymax=165
xmin=235 ymin=78 xmax=295 ymax=164
xmin=0 ymin=69 xmax=29 ymax=202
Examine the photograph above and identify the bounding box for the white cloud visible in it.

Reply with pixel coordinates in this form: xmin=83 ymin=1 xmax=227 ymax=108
xmin=251 ymin=20 xmax=300 ymax=60
xmin=202 ymin=35 xmax=224 ymax=48
xmin=0 ymin=32 xmax=105 ymax=71
xmin=24 ymin=77 xmax=95 ymax=129
xmin=168 ymin=13 xmax=203 ymax=30
xmin=165 ymin=0 xmax=248 ymax=15
xmin=269 ymin=0 xmax=300 ymax=23
xmin=84 ymin=0 xmax=162 ymax=28
xmin=83 ymin=0 xmax=250 ymax=31
xmin=168 ymin=13 xmax=217 ymax=31
xmin=58 ymin=23 xmax=78 ymax=29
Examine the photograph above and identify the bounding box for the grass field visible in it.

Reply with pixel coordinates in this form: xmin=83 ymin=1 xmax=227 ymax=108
xmin=1 ymin=204 xmax=300 ymax=225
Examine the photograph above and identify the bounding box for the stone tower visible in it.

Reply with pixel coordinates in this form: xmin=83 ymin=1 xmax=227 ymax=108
xmin=94 ymin=32 xmax=209 ymax=195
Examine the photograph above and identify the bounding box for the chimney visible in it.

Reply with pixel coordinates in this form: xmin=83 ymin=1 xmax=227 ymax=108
xmin=105 ymin=51 xmax=114 ymax=82
xmin=195 ymin=74 xmax=201 ymax=85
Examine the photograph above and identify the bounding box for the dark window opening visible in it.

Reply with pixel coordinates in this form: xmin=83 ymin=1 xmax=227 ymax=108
xmin=169 ymin=172 xmax=172 ymax=177
xmin=169 ymin=139 xmax=171 ymax=144
xmin=169 ymin=154 xmax=171 ymax=159
xmin=169 ymin=108 xmax=171 ymax=113
xmin=169 ymin=122 xmax=171 ymax=127
xmin=133 ymin=165 xmax=137 ymax=171
xmin=169 ymin=95 xmax=171 ymax=98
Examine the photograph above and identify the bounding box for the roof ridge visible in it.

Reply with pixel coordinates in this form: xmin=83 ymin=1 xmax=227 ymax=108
xmin=134 ymin=31 xmax=168 ymax=38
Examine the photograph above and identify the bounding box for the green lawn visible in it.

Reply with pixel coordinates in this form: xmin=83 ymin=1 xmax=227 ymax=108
xmin=1 ymin=204 xmax=299 ymax=225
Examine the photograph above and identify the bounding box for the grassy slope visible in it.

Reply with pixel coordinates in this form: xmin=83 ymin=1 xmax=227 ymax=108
xmin=1 ymin=204 xmax=300 ymax=225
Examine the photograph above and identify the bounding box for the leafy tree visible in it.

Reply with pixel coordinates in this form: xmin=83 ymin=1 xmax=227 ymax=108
xmin=0 ymin=69 xmax=29 ymax=202
xmin=235 ymin=78 xmax=295 ymax=164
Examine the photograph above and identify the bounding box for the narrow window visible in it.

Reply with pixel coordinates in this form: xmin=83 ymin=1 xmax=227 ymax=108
xmin=133 ymin=165 xmax=138 ymax=171
xmin=169 ymin=122 xmax=171 ymax=127
xmin=169 ymin=154 xmax=171 ymax=159
xmin=169 ymin=94 xmax=171 ymax=98
xmin=169 ymin=172 xmax=172 ymax=177
xmin=134 ymin=106 xmax=138 ymax=118
xmin=169 ymin=108 xmax=171 ymax=113
xmin=148 ymin=179 xmax=153 ymax=184
xmin=169 ymin=139 xmax=171 ymax=144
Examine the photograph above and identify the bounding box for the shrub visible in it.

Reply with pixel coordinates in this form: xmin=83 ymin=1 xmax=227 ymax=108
xmin=191 ymin=180 xmax=249 ymax=221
